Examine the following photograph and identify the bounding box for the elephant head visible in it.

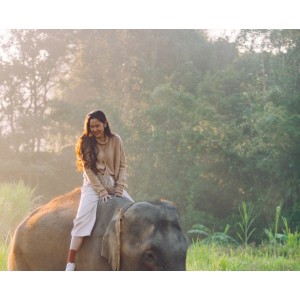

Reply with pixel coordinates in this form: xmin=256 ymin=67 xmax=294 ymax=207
xmin=101 ymin=200 xmax=189 ymax=271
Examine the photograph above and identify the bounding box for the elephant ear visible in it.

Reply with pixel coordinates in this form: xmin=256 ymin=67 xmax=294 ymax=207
xmin=101 ymin=208 xmax=123 ymax=271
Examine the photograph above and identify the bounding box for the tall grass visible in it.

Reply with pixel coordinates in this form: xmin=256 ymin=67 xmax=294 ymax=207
xmin=187 ymin=241 xmax=300 ymax=271
xmin=0 ymin=181 xmax=39 ymax=240
xmin=236 ymin=201 xmax=256 ymax=246
xmin=0 ymin=181 xmax=39 ymax=271
xmin=0 ymin=237 xmax=9 ymax=271
xmin=282 ymin=217 xmax=300 ymax=248
xmin=264 ymin=205 xmax=283 ymax=245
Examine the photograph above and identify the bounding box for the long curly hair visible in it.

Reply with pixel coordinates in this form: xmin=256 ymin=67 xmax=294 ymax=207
xmin=76 ymin=110 xmax=113 ymax=174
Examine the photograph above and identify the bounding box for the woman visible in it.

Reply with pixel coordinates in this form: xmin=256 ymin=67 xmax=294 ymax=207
xmin=65 ymin=110 xmax=134 ymax=271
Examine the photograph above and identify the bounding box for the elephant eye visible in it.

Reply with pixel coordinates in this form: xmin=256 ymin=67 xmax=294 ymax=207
xmin=144 ymin=250 xmax=156 ymax=263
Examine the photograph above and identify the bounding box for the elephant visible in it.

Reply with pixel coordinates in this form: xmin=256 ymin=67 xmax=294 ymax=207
xmin=8 ymin=188 xmax=189 ymax=271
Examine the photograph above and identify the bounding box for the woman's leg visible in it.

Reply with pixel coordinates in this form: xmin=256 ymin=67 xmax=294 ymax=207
xmin=70 ymin=236 xmax=84 ymax=251
xmin=66 ymin=180 xmax=100 ymax=270
xmin=66 ymin=236 xmax=84 ymax=266
xmin=66 ymin=236 xmax=84 ymax=270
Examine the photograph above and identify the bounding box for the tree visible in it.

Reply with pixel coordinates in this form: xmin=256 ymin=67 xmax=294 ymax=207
xmin=0 ymin=29 xmax=71 ymax=152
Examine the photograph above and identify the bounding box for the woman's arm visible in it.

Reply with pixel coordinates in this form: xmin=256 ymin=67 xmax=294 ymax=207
xmin=82 ymin=146 xmax=110 ymax=200
xmin=83 ymin=167 xmax=108 ymax=198
xmin=115 ymin=137 xmax=126 ymax=196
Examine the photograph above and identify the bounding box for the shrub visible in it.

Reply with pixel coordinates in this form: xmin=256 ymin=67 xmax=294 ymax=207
xmin=236 ymin=201 xmax=257 ymax=246
xmin=188 ymin=223 xmax=238 ymax=246
xmin=0 ymin=181 xmax=39 ymax=240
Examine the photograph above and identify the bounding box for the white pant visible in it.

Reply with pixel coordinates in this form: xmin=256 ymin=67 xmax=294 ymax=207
xmin=71 ymin=177 xmax=133 ymax=237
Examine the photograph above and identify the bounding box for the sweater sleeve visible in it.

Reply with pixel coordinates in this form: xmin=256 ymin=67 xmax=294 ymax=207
xmin=115 ymin=137 xmax=126 ymax=194
xmin=84 ymin=167 xmax=108 ymax=197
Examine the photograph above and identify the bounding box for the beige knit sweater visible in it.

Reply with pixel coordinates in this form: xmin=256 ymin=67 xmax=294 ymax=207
xmin=83 ymin=134 xmax=127 ymax=197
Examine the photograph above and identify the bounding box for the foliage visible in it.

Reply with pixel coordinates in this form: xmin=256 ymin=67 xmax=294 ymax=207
xmin=0 ymin=146 xmax=83 ymax=201
xmin=264 ymin=205 xmax=284 ymax=244
xmin=0 ymin=236 xmax=9 ymax=271
xmin=0 ymin=181 xmax=40 ymax=239
xmin=282 ymin=217 xmax=300 ymax=248
xmin=188 ymin=224 xmax=238 ymax=246
xmin=0 ymin=30 xmax=72 ymax=153
xmin=236 ymin=201 xmax=256 ymax=246
xmin=264 ymin=212 xmax=300 ymax=247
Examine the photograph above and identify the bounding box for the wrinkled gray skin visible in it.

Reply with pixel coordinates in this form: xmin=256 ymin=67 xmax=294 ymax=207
xmin=8 ymin=188 xmax=189 ymax=271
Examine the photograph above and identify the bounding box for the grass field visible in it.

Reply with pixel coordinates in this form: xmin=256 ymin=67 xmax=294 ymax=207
xmin=0 ymin=239 xmax=9 ymax=271
xmin=186 ymin=241 xmax=300 ymax=271
xmin=1 ymin=239 xmax=299 ymax=271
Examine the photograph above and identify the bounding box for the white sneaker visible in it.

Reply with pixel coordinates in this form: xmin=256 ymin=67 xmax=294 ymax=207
xmin=65 ymin=262 xmax=76 ymax=271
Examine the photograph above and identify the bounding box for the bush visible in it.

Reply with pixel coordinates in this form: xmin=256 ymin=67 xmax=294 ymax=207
xmin=0 ymin=237 xmax=9 ymax=270
xmin=0 ymin=181 xmax=39 ymax=240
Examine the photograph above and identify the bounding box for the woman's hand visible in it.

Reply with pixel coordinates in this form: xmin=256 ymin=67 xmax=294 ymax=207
xmin=99 ymin=193 xmax=112 ymax=203
xmin=114 ymin=192 xmax=124 ymax=198
xmin=115 ymin=184 xmax=124 ymax=198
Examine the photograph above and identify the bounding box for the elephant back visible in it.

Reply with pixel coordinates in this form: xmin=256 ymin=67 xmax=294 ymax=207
xmin=91 ymin=196 xmax=133 ymax=238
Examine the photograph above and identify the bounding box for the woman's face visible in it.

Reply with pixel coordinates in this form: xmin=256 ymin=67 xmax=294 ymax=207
xmin=89 ymin=118 xmax=106 ymax=139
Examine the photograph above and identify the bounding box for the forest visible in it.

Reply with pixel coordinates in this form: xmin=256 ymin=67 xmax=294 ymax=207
xmin=0 ymin=29 xmax=299 ymax=245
